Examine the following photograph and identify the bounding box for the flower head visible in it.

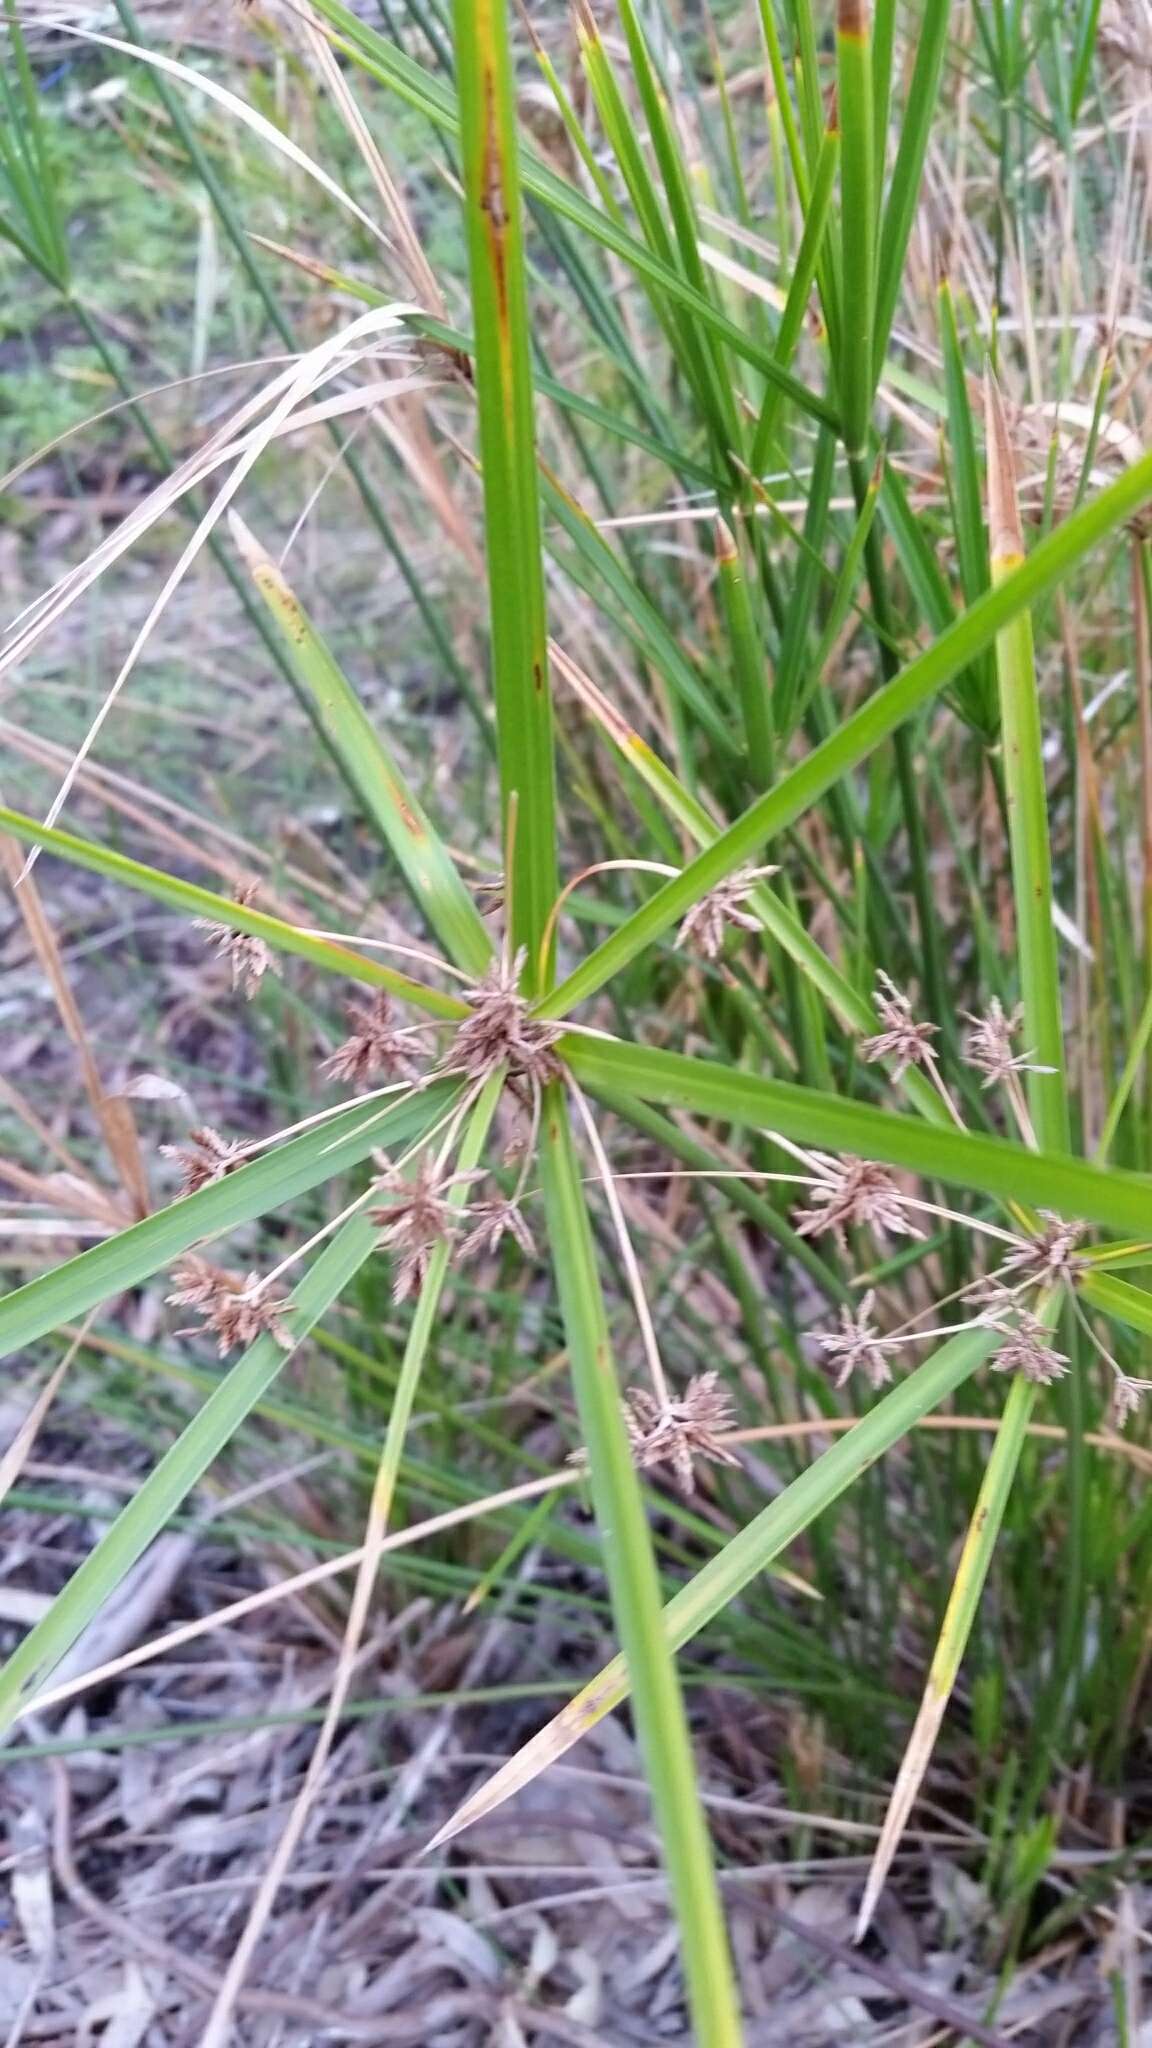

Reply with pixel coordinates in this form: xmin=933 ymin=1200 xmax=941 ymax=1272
xmin=194 ymin=882 xmax=279 ymax=998
xmin=167 ymin=1257 xmax=293 ymax=1355
xmin=675 ymin=867 xmax=778 ymax=961
xmin=458 ymin=1196 xmax=536 ymax=1262
xmin=815 ymin=1291 xmax=899 ymax=1390
xmin=963 ymin=1275 xmax=1024 ymax=1325
xmin=622 ymin=1371 xmax=740 ymax=1493
xmin=990 ymin=1309 xmax=1069 ymax=1385
xmin=794 ymin=1154 xmax=922 ymax=1248
xmin=860 ymin=972 xmax=938 ymax=1079
xmin=322 ymin=992 xmax=419 ymax=1088
xmin=1111 ymin=1374 xmax=1152 ymax=1428
xmin=369 ymin=1156 xmax=481 ymax=1302
xmin=962 ymin=998 xmax=1053 ymax=1088
xmin=999 ymin=1212 xmax=1087 ymax=1289
xmin=161 ymin=1126 xmax=244 ymax=1198
xmin=448 ymin=950 xmax=564 ymax=1086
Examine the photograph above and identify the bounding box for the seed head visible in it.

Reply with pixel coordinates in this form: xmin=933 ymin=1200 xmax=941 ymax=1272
xmin=194 ymin=882 xmax=280 ymax=999
xmin=1111 ymin=1374 xmax=1152 ymax=1428
xmin=990 ymin=1309 xmax=1069 ymax=1385
xmin=999 ymin=1212 xmax=1087 ymax=1288
xmin=963 ymin=1275 xmax=1024 ymax=1325
xmin=458 ymin=1196 xmax=536 ymax=1262
xmin=675 ymin=867 xmax=778 ymax=961
xmin=860 ymin=972 xmax=938 ymax=1079
xmin=623 ymin=1371 xmax=740 ymax=1493
xmin=167 ymin=1256 xmax=294 ymax=1355
xmin=794 ymin=1153 xmax=922 ymax=1248
xmin=369 ymin=1156 xmax=481 ymax=1302
xmin=962 ymin=999 xmax=1053 ymax=1088
xmin=161 ymin=1126 xmax=245 ymax=1198
xmin=815 ymin=1290 xmax=899 ymax=1390
xmin=322 ymin=992 xmax=419 ymax=1088
xmin=448 ymin=950 xmax=564 ymax=1085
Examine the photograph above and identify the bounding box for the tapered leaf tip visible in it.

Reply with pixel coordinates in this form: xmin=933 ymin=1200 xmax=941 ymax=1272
xmin=714 ymin=515 xmax=739 ymax=565
xmin=227 ymin=508 xmax=273 ymax=575
xmin=983 ymin=365 xmax=1025 ymax=563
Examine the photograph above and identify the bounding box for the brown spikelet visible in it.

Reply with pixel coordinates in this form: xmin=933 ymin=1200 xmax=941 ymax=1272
xmin=458 ymin=1196 xmax=536 ymax=1262
xmin=161 ymin=1126 xmax=244 ymax=1197
xmin=167 ymin=1257 xmax=294 ymax=1355
xmin=815 ymin=1291 xmax=899 ymax=1390
xmin=368 ymin=1157 xmax=484 ymax=1302
xmin=860 ymin=971 xmax=939 ymax=1079
xmin=194 ymin=882 xmax=279 ymax=998
xmin=322 ymin=993 xmax=419 ymax=1088
xmin=794 ymin=1153 xmax=922 ymax=1248
xmin=447 ymin=950 xmax=564 ymax=1085
xmin=675 ymin=867 xmax=778 ymax=960
xmin=621 ymin=1372 xmax=740 ymax=1494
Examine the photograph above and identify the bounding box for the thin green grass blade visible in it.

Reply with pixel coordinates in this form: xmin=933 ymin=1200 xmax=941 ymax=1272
xmin=715 ymin=518 xmax=774 ymax=784
xmin=870 ymin=0 xmax=897 ymax=180
xmin=855 ymin=1365 xmax=1037 ymax=1935
xmin=573 ymin=4 xmax=737 ymax=455
xmin=453 ymin=0 xmax=557 ymax=981
xmin=1080 ymin=1270 xmax=1152 ymax=1340
xmin=873 ymin=0 xmax=952 ymax=376
xmin=0 ymin=1213 xmax=384 ymax=1734
xmin=0 ymin=0 xmax=69 ymax=287
xmin=546 ymin=478 xmax=740 ymax=758
xmin=434 ymin=1326 xmax=996 ymax=1838
xmin=231 ymin=517 xmax=491 ymax=977
xmin=835 ymin=0 xmax=877 ymax=458
xmin=808 ymin=449 xmax=883 ymax=687
xmin=754 ymin=0 xmax=807 ymax=193
xmin=0 ymin=807 xmax=465 ymax=1017
xmin=986 ymin=371 xmax=1069 ymax=1146
xmin=941 ymin=283 xmax=997 ymax=733
xmin=612 ymin=0 xmax=743 ymax=452
xmin=540 ymin=443 xmax=1152 ymax=1016
xmin=0 ymin=1083 xmax=458 ymax=1362
xmin=750 ymin=105 xmax=840 ymax=474
xmin=562 ymin=1034 xmax=1152 ymax=1239
xmin=774 ymin=425 xmax=837 ymax=732
xmin=534 ymin=1082 xmax=742 ymax=2045
xmin=307 ymin=0 xmax=836 ymax=427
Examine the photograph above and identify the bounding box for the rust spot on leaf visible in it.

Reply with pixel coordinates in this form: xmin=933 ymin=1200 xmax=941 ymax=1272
xmin=258 ymin=569 xmax=308 ymax=646
xmin=532 ymin=658 xmax=544 ymax=693
xmin=481 ymin=69 xmax=509 ymax=321
xmin=385 ymin=774 xmax=422 ymax=837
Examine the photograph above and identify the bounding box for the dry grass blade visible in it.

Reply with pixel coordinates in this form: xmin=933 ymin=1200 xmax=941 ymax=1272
xmin=19 ymin=1469 xmax=571 ymax=1724
xmin=14 ymin=305 xmax=422 ymax=868
xmin=295 ymin=0 xmax=444 ymax=315
xmin=855 ymin=1368 xmax=1039 ymax=1939
xmin=198 ymin=1077 xmax=500 ymax=2045
xmin=55 ymin=24 xmax=393 ymax=251
xmin=0 ymin=836 xmax=148 ymax=1216
xmin=0 ymin=1323 xmax=91 ymax=1512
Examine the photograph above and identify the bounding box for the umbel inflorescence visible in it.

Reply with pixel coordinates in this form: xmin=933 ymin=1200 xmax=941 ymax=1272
xmin=158 ymin=892 xmax=1131 ymax=1503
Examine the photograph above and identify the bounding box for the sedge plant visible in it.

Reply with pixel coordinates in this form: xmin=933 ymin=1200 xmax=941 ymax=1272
xmin=3 ymin=0 xmax=1152 ymax=2037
